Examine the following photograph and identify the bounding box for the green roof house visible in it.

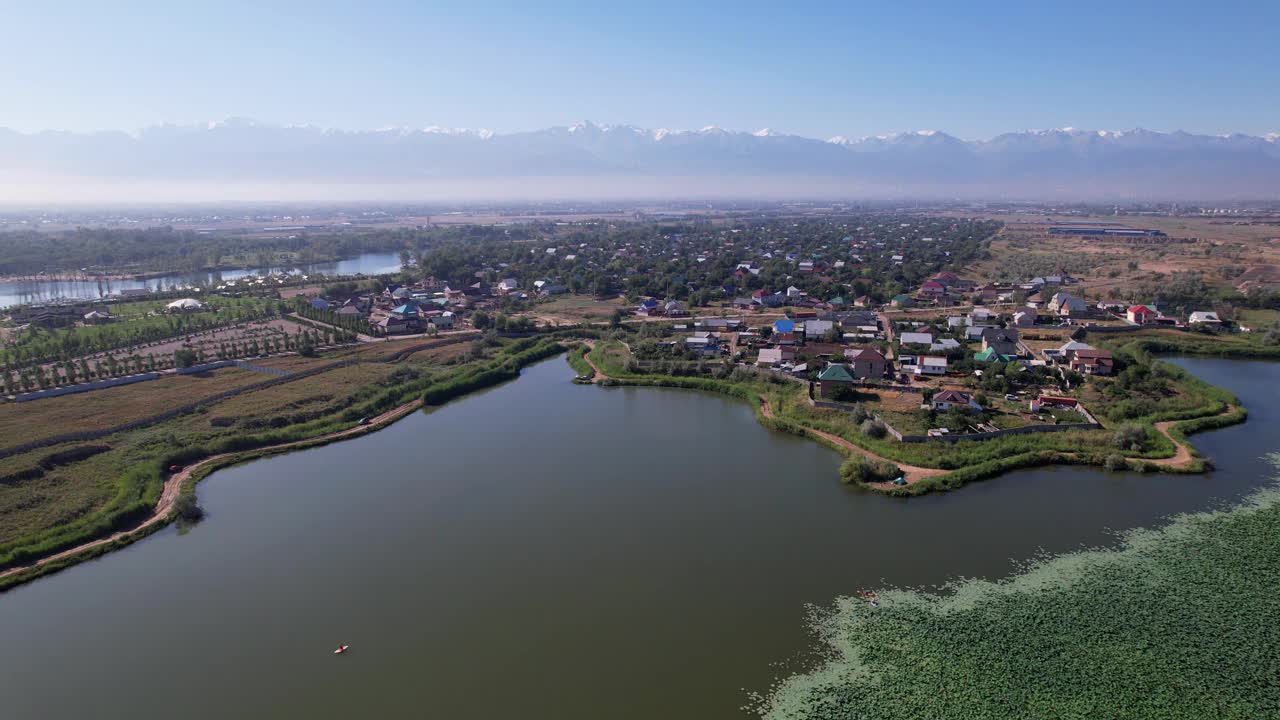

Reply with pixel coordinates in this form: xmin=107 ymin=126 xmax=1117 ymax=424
xmin=818 ymin=363 xmax=856 ymax=399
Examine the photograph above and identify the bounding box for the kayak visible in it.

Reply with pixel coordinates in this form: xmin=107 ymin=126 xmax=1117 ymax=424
xmin=334 ymin=645 xmax=349 ymax=655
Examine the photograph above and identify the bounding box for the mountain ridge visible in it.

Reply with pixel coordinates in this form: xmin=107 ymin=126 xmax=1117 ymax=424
xmin=2 ymin=120 xmax=1278 ymax=201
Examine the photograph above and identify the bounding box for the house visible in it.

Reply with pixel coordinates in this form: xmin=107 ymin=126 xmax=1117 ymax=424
xmin=664 ymin=300 xmax=687 ymax=317
xmin=1127 ymin=305 xmax=1158 ymax=325
xmin=1055 ymin=340 xmax=1093 ymax=361
xmin=699 ymin=318 xmax=741 ymax=332
xmin=797 ymin=261 xmax=815 ymax=273
xmin=773 ymin=319 xmax=796 ymax=335
xmin=1012 ymin=309 xmax=1037 ymax=327
xmin=774 ymin=332 xmax=800 ymax=345
xmin=932 ymin=390 xmax=981 ymax=413
xmin=1025 ymin=292 xmax=1045 ymax=309
xmin=973 ymin=347 xmax=1014 ymax=363
xmin=853 ymin=295 xmax=872 ymax=308
xmin=980 ymin=328 xmax=1020 ymax=357
xmin=757 ymin=347 xmax=785 ymax=367
xmin=817 ymin=363 xmax=856 ymax=398
xmin=932 ymin=271 xmax=960 ymax=287
xmin=899 ymin=331 xmax=933 ymax=347
xmin=844 ymin=347 xmax=887 ymax=379
xmin=1048 ymin=292 xmax=1088 ymax=316
xmin=828 ymin=296 xmax=848 ymax=307
xmin=685 ymin=333 xmax=723 ymax=355
xmin=1188 ymin=311 xmax=1222 ymax=327
xmin=497 ymin=278 xmax=519 ymax=293
xmin=919 ymin=281 xmax=946 ymax=299
xmin=913 ymin=356 xmax=948 ymax=376
xmin=540 ymin=284 xmax=568 ymax=296
xmin=803 ymin=319 xmax=835 ymax=338
xmin=636 ymin=299 xmax=661 ymax=317
xmin=732 ymin=297 xmax=755 ymax=310
xmin=786 ymin=285 xmax=805 ymax=298
xmin=377 ymin=315 xmax=410 ymax=335
xmin=891 ymin=294 xmax=914 ymax=308
xmin=975 ymin=283 xmax=999 ymax=302
xmin=309 ymin=297 xmax=331 ymax=311
xmin=1096 ymin=299 xmax=1128 ymax=313
xmin=430 ymin=313 xmax=455 ymax=330
xmin=335 ymin=305 xmax=362 ymax=317
xmin=967 ymin=307 xmax=997 ymax=326
xmin=1070 ymin=349 xmax=1115 ymax=376
xmin=930 ymin=338 xmax=961 ymax=353
xmin=82 ymin=309 xmax=113 ymax=324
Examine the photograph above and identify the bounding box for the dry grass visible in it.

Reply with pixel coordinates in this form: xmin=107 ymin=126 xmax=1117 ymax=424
xmin=0 ymin=369 xmax=263 ymax=447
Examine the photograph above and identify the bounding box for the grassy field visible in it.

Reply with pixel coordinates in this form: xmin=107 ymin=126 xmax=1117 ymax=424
xmin=0 ymin=334 xmax=515 ymax=578
xmin=759 ymin=459 xmax=1280 ymax=720
xmin=0 ymin=368 xmax=265 ymax=447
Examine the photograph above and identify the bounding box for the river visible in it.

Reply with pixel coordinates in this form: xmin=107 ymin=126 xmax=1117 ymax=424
xmin=0 ymin=252 xmax=403 ymax=308
xmin=0 ymin=357 xmax=1275 ymax=719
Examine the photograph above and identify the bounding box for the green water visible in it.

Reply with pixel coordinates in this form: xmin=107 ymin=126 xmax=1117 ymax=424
xmin=0 ymin=357 xmax=1275 ymax=719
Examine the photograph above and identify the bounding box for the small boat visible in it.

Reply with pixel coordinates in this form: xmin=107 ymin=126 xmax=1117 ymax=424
xmin=334 ymin=645 xmax=349 ymax=655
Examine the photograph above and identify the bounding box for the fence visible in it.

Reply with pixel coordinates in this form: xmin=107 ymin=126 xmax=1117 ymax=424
xmin=0 ymin=358 xmax=355 ymax=461
xmin=10 ymin=373 xmax=163 ymax=402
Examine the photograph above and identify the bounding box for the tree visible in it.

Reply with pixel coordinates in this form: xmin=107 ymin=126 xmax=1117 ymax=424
xmin=173 ymin=348 xmax=199 ymax=368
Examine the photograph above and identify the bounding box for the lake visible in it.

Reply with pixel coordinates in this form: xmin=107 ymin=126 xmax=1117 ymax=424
xmin=0 ymin=357 xmax=1275 ymax=719
xmin=0 ymin=252 xmax=403 ymax=308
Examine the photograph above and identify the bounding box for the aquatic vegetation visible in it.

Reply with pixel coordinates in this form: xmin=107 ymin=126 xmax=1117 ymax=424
xmin=758 ymin=456 xmax=1280 ymax=720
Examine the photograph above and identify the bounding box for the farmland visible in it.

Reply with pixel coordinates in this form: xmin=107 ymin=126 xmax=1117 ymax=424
xmin=759 ymin=459 xmax=1280 ymax=720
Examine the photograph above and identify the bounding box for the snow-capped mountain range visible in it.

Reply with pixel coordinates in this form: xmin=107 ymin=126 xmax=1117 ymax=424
xmin=2 ymin=120 xmax=1278 ymax=200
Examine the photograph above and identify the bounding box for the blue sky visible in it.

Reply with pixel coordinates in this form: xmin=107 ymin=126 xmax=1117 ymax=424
xmin=2 ymin=0 xmax=1276 ymax=139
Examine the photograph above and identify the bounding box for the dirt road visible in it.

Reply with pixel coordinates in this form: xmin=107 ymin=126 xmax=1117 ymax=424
xmin=758 ymin=396 xmax=947 ymax=485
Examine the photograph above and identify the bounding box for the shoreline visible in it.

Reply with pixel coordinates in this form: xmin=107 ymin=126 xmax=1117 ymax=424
xmin=579 ymin=341 xmax=1248 ymax=495
xmin=0 ymin=397 xmax=424 ymax=591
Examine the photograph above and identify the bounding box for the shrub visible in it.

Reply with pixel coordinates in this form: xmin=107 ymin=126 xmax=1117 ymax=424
xmin=861 ymin=419 xmax=888 ymax=439
xmin=1113 ymin=424 xmax=1149 ymax=451
xmin=839 ymin=455 xmax=901 ymax=485
xmin=1105 ymin=453 xmax=1127 ymax=471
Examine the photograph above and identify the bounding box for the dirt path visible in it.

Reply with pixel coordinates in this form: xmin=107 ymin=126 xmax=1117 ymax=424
xmin=758 ymin=396 xmax=947 ymax=486
xmin=1147 ymin=405 xmax=1235 ymax=468
xmin=580 ymin=341 xmax=609 ymax=382
xmin=0 ymin=398 xmax=424 ymax=583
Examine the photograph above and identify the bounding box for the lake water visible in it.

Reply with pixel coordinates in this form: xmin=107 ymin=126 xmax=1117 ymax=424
xmin=0 ymin=357 xmax=1275 ymax=719
xmin=0 ymin=252 xmax=403 ymax=308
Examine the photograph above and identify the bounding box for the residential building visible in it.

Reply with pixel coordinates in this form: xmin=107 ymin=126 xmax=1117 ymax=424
xmin=1070 ymin=349 xmax=1115 ymax=376
xmin=932 ymin=390 xmax=981 ymax=413
xmin=1127 ymin=305 xmax=1159 ymax=324
xmin=1188 ymin=311 xmax=1222 ymax=326
xmin=817 ymin=363 xmax=856 ymax=398
xmin=844 ymin=347 xmax=886 ymax=379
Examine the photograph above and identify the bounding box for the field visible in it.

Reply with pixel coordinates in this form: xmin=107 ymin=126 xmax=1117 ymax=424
xmin=759 ymin=460 xmax=1280 ymax=720
xmin=0 ymin=367 xmax=264 ymax=447
xmin=532 ymin=295 xmax=628 ymax=324
xmin=963 ymin=214 xmax=1280 ymax=299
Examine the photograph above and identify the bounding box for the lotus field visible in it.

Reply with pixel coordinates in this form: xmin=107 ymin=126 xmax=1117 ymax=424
xmin=759 ymin=456 xmax=1280 ymax=720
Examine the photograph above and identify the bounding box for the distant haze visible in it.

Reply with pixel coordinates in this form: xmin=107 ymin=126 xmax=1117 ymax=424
xmin=2 ymin=121 xmax=1279 ymax=204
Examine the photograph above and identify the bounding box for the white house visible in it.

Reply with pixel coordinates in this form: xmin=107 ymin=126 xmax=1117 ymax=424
xmin=899 ymin=331 xmax=933 ymax=346
xmin=1188 ymin=311 xmax=1222 ymax=326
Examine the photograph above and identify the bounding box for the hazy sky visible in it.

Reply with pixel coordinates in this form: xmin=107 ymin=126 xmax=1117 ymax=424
xmin=3 ymin=0 xmax=1277 ymax=139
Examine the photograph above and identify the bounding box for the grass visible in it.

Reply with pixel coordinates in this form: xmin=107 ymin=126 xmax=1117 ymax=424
xmin=0 ymin=367 xmax=264 ymax=447
xmin=758 ymin=458 xmax=1280 ymax=720
xmin=0 ymin=335 xmax=542 ymax=581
